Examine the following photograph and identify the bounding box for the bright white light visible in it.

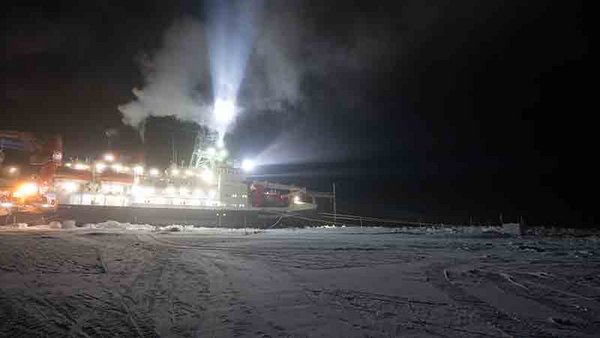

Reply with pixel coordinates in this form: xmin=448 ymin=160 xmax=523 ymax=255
xmin=293 ymin=196 xmax=302 ymax=204
xmin=64 ymin=163 xmax=72 ymax=167
xmin=171 ymin=169 xmax=180 ymax=176
xmin=1 ymin=202 xmax=13 ymax=208
xmin=74 ymin=163 xmax=89 ymax=171
xmin=132 ymin=185 xmax=146 ymax=202
xmin=61 ymin=181 xmax=79 ymax=193
xmin=185 ymin=170 xmax=194 ymax=177
xmin=219 ymin=149 xmax=228 ymax=159
xmin=132 ymin=185 xmax=153 ymax=199
xmin=201 ymin=169 xmax=214 ymax=183
xmin=133 ymin=165 xmax=144 ymax=175
xmin=193 ymin=189 xmax=204 ymax=197
xmin=179 ymin=187 xmax=189 ymax=195
xmin=214 ymin=98 xmax=236 ymax=125
xmin=8 ymin=167 xmax=18 ymax=174
xmin=101 ymin=183 xmax=124 ymax=194
xmin=95 ymin=162 xmax=106 ymax=173
xmin=149 ymin=168 xmax=160 ymax=177
xmin=207 ymin=147 xmax=216 ymax=157
xmin=241 ymin=159 xmax=255 ymax=172
xmin=208 ymin=189 xmax=217 ymax=198
xmin=103 ymin=153 xmax=115 ymax=162
xmin=165 ymin=186 xmax=176 ymax=195
xmin=207 ymin=0 xmax=261 ymax=147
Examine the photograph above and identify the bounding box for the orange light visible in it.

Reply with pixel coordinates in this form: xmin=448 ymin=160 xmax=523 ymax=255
xmin=14 ymin=182 xmax=38 ymax=198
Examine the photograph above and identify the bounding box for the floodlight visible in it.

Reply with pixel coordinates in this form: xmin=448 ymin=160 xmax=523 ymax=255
xmin=149 ymin=168 xmax=160 ymax=176
xmin=103 ymin=153 xmax=115 ymax=162
xmin=241 ymin=159 xmax=255 ymax=172
xmin=214 ymin=98 xmax=236 ymax=125
xmin=95 ymin=162 xmax=106 ymax=173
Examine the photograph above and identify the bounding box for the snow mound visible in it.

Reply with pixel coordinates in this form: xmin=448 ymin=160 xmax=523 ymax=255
xmin=83 ymin=221 xmax=259 ymax=233
xmin=62 ymin=220 xmax=76 ymax=229
xmin=49 ymin=221 xmax=62 ymax=229
xmin=88 ymin=220 xmax=156 ymax=231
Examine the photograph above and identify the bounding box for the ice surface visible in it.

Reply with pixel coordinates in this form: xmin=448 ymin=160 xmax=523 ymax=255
xmin=1 ymin=225 xmax=599 ymax=337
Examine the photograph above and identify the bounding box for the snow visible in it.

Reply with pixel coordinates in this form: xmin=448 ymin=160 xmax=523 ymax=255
xmin=0 ymin=225 xmax=599 ymax=337
xmin=62 ymin=220 xmax=76 ymax=229
xmin=48 ymin=221 xmax=62 ymax=229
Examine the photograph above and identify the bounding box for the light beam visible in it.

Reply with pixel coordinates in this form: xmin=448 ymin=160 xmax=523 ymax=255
xmin=206 ymin=0 xmax=263 ymax=144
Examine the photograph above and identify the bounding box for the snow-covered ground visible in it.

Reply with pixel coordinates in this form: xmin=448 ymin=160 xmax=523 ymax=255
xmin=1 ymin=225 xmax=599 ymax=337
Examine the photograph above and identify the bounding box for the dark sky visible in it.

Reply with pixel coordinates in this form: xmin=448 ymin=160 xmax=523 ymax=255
xmin=2 ymin=1 xmax=594 ymax=225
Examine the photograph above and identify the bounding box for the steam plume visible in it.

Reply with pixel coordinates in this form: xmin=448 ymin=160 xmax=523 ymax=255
xmin=118 ymin=19 xmax=212 ymax=135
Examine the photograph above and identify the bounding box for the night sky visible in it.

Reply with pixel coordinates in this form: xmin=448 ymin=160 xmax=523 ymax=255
xmin=2 ymin=1 xmax=594 ymax=225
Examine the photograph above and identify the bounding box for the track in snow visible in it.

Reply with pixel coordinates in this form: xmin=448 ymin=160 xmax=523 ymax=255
xmin=1 ymin=227 xmax=599 ymax=337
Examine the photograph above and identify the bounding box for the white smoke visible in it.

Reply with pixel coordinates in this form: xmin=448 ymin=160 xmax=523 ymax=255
xmin=118 ymin=1 xmax=406 ymax=142
xmin=118 ymin=11 xmax=304 ymax=141
xmin=118 ymin=19 xmax=213 ymax=133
